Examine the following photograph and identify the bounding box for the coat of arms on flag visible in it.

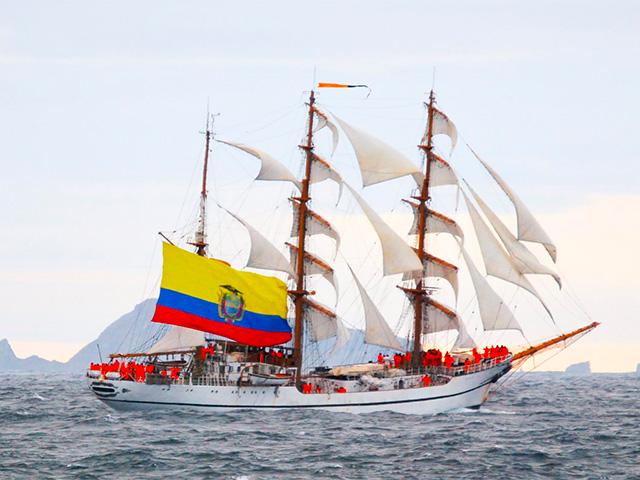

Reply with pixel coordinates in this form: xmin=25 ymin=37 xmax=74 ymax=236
xmin=218 ymin=285 xmax=245 ymax=323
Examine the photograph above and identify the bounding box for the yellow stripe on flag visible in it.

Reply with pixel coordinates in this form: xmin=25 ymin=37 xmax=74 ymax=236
xmin=159 ymin=243 xmax=288 ymax=318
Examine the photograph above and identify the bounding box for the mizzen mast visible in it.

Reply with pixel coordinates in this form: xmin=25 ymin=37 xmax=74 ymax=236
xmin=190 ymin=114 xmax=213 ymax=257
xmin=291 ymin=90 xmax=317 ymax=386
xmin=409 ymin=90 xmax=436 ymax=364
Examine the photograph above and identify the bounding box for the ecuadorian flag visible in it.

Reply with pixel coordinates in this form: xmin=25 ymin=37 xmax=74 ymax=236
xmin=152 ymin=243 xmax=291 ymax=347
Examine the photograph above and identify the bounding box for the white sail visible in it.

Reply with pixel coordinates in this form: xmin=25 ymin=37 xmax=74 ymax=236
xmin=429 ymin=154 xmax=459 ymax=187
xmin=424 ymin=107 xmax=458 ymax=153
xmin=303 ymin=298 xmax=338 ymax=342
xmin=286 ymin=242 xmax=338 ymax=297
xmin=405 ymin=201 xmax=464 ymax=240
xmin=462 ymin=191 xmax=554 ymax=320
xmin=471 ymin=148 xmax=557 ymax=262
xmin=219 ymin=205 xmax=294 ymax=276
xmin=347 ymin=264 xmax=403 ymax=351
xmin=331 ymin=317 xmax=351 ymax=354
xmin=403 ymin=252 xmax=459 ymax=301
xmin=345 ymin=183 xmax=422 ymax=276
xmin=333 ymin=115 xmax=421 ymax=187
xmin=312 ymin=107 xmax=339 ymax=156
xmin=310 ymin=154 xmax=344 ymax=203
xmin=147 ymin=326 xmax=206 ymax=354
xmin=460 ymin=243 xmax=522 ymax=332
xmin=290 ymin=200 xmax=341 ymax=253
xmin=465 ymin=182 xmax=561 ymax=288
xmin=218 ymin=140 xmax=301 ymax=191
xmin=423 ymin=299 xmax=475 ymax=349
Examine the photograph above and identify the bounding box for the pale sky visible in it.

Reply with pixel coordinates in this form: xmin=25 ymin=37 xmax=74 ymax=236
xmin=1 ymin=1 xmax=639 ymax=371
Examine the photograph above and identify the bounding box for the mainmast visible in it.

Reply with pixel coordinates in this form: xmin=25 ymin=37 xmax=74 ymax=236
xmin=190 ymin=115 xmax=213 ymax=257
xmin=292 ymin=90 xmax=316 ymax=386
xmin=411 ymin=90 xmax=436 ymax=364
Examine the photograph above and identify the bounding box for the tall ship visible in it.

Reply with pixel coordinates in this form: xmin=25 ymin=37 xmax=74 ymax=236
xmin=88 ymin=84 xmax=598 ymax=414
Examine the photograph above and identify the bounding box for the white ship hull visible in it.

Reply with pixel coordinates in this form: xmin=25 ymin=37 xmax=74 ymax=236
xmin=89 ymin=362 xmax=509 ymax=415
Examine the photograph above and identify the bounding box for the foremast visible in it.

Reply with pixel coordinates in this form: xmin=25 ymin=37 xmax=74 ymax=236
xmin=291 ymin=90 xmax=317 ymax=386
xmin=189 ymin=115 xmax=213 ymax=257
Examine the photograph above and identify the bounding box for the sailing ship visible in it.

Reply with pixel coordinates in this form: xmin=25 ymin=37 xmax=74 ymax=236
xmin=87 ymin=85 xmax=598 ymax=414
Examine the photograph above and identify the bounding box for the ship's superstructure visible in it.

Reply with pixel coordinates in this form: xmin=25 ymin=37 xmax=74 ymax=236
xmin=88 ymin=85 xmax=598 ymax=413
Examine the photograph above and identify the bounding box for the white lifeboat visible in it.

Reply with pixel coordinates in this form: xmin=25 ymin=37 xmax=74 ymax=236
xmin=246 ymin=363 xmax=292 ymax=386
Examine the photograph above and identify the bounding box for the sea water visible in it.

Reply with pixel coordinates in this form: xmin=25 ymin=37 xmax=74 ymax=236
xmin=0 ymin=372 xmax=638 ymax=479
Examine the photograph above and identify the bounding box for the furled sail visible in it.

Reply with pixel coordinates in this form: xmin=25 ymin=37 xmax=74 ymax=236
xmin=303 ymin=297 xmax=337 ymax=342
xmin=404 ymin=200 xmax=464 ymax=240
xmin=462 ymin=191 xmax=554 ymax=320
xmin=345 ymin=183 xmax=422 ymax=276
xmin=429 ymin=154 xmax=459 ymax=188
xmin=459 ymin=243 xmax=522 ymax=332
xmin=465 ymin=182 xmax=561 ymax=288
xmin=348 ymin=264 xmax=403 ymax=351
xmin=403 ymin=251 xmax=459 ymax=301
xmin=470 ymin=148 xmax=557 ymax=262
xmin=286 ymin=242 xmax=338 ymax=297
xmin=422 ymin=298 xmax=475 ymax=349
xmin=219 ymin=205 xmax=294 ymax=276
xmin=147 ymin=326 xmax=206 ymax=354
xmin=333 ymin=115 xmax=421 ymax=187
xmin=310 ymin=154 xmax=344 ymax=202
xmin=289 ymin=200 xmax=341 ymax=253
xmin=218 ymin=140 xmax=301 ymax=191
xmin=312 ymin=106 xmax=339 ymax=156
xmin=424 ymin=107 xmax=458 ymax=153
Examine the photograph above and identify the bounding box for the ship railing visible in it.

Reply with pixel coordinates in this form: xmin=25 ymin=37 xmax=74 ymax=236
xmin=405 ymin=354 xmax=512 ymax=378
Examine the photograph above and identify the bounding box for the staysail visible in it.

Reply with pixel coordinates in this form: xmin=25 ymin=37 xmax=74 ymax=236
xmin=152 ymin=243 xmax=291 ymax=347
xmin=470 ymin=148 xmax=557 ymax=262
xmin=218 ymin=140 xmax=301 ymax=191
xmin=334 ymin=115 xmax=421 ymax=187
xmin=345 ymin=183 xmax=422 ymax=276
xmin=459 ymin=244 xmax=522 ymax=332
xmin=462 ymin=191 xmax=554 ymax=320
xmin=348 ymin=264 xmax=403 ymax=351
xmin=219 ymin=205 xmax=294 ymax=276
xmin=464 ymin=182 xmax=561 ymax=288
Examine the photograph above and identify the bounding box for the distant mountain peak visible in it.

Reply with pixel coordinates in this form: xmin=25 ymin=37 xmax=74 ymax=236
xmin=0 ymin=338 xmax=16 ymax=358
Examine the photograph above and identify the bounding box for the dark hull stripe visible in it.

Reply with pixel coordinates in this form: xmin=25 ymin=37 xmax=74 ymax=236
xmin=99 ymin=374 xmax=502 ymax=409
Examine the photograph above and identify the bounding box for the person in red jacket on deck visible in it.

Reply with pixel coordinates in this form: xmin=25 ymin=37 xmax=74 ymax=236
xmin=377 ymin=352 xmax=384 ymax=364
xmin=444 ymin=352 xmax=454 ymax=369
xmin=464 ymin=358 xmax=471 ymax=373
xmin=405 ymin=351 xmax=412 ymax=367
xmin=393 ymin=353 xmax=401 ymax=368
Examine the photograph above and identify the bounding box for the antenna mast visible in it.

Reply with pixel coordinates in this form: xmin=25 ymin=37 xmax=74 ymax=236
xmin=291 ymin=90 xmax=316 ymax=387
xmin=190 ymin=112 xmax=213 ymax=257
xmin=411 ymin=89 xmax=436 ymax=364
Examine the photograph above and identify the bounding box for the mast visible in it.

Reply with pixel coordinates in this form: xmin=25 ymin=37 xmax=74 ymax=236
xmin=411 ymin=90 xmax=436 ymax=364
xmin=190 ymin=115 xmax=213 ymax=257
xmin=292 ymin=90 xmax=316 ymax=386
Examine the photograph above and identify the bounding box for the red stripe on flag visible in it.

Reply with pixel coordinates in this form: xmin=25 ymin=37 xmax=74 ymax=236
xmin=152 ymin=305 xmax=292 ymax=347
